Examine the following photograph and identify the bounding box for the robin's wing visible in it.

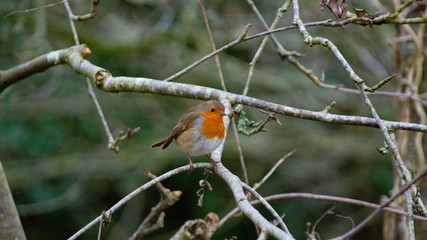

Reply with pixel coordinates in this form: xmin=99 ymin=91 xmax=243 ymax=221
xmin=151 ymin=112 xmax=199 ymax=149
xmin=162 ymin=112 xmax=200 ymax=149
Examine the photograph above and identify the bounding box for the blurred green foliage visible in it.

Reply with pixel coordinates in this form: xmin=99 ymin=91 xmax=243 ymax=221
xmin=1 ymin=0 xmax=424 ymax=239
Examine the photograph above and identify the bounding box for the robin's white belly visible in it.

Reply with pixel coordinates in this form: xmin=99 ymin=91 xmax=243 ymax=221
xmin=175 ymin=128 xmax=224 ymax=156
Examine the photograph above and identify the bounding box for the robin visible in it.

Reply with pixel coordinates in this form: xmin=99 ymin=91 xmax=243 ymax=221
xmin=151 ymin=100 xmax=227 ymax=171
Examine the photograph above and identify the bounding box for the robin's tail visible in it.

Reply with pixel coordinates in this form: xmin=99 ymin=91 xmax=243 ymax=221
xmin=150 ymin=136 xmax=174 ymax=149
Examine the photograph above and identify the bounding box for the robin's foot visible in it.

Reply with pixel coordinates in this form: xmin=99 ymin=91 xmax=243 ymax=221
xmin=205 ymin=155 xmax=218 ymax=166
xmin=186 ymin=154 xmax=194 ymax=173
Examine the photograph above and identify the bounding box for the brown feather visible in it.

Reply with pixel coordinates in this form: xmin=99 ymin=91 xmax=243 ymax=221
xmin=150 ymin=137 xmax=168 ymax=148
xmin=150 ymin=112 xmax=198 ymax=149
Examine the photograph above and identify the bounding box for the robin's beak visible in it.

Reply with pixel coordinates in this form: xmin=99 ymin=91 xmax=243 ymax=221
xmin=220 ymin=112 xmax=227 ymax=116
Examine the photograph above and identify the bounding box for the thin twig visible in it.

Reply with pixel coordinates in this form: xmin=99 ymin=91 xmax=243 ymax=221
xmin=197 ymin=0 xmax=251 ymax=201
xmin=243 ymin=0 xmax=291 ymax=96
xmin=110 ymin=127 xmax=141 ymax=153
xmin=64 ymin=1 xmax=118 ymax=152
xmin=4 ymin=0 xmax=71 ymax=18
xmin=231 ymin=120 xmax=249 ymax=185
xmin=198 ymin=0 xmax=227 ymax=91
xmin=246 ymin=0 xmax=290 ymax=57
xmin=311 ymin=205 xmax=336 ymax=237
xmin=163 ymin=24 xmax=251 ymax=82
xmin=70 ymin=0 xmax=99 ymax=21
xmin=253 ymin=149 xmax=297 ymax=191
xmin=365 ymin=74 xmax=397 ymax=92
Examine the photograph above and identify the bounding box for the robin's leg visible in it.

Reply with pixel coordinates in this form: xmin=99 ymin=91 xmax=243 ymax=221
xmin=186 ymin=153 xmax=194 ymax=172
xmin=205 ymin=154 xmax=217 ymax=166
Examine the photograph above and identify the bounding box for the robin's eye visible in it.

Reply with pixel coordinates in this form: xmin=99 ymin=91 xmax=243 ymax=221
xmin=210 ymin=108 xmax=215 ymax=112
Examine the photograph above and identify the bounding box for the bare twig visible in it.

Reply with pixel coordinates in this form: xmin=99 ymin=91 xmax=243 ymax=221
xmin=243 ymin=0 xmax=292 ymax=96
xmin=63 ymin=2 xmax=80 ymax=44
xmin=231 ymin=120 xmax=249 ymax=185
xmin=163 ymin=23 xmax=251 ymax=82
xmin=365 ymin=74 xmax=397 ymax=93
xmin=4 ymin=0 xmax=70 ymax=18
xmin=253 ymin=149 xmax=297 ymax=191
xmin=198 ymin=0 xmax=226 ymax=91
xmin=322 ymin=101 xmax=336 ymax=114
xmin=309 ymin=205 xmax=336 ymax=239
xmin=110 ymin=127 xmax=141 ymax=153
xmin=128 ymin=172 xmax=182 ymax=240
xmin=246 ymin=0 xmax=294 ymax=58
xmin=70 ymin=0 xmax=99 ymax=21
xmin=64 ymin=1 xmax=122 ymax=153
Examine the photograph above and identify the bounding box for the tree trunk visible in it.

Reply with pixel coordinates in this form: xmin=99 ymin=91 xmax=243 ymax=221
xmin=0 ymin=161 xmax=26 ymax=240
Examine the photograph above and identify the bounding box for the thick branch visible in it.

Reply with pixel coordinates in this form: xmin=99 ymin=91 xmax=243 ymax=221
xmin=214 ymin=162 xmax=293 ymax=240
xmin=2 ymin=45 xmax=427 ymax=133
xmin=0 ymin=44 xmax=92 ymax=93
xmin=99 ymin=75 xmax=427 ymax=132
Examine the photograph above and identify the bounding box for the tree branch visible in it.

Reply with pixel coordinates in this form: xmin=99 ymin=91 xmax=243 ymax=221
xmin=170 ymin=213 xmax=219 ymax=240
xmin=68 ymin=163 xmax=212 ymax=240
xmin=128 ymin=172 xmax=182 ymax=240
xmin=2 ymin=45 xmax=427 ymax=133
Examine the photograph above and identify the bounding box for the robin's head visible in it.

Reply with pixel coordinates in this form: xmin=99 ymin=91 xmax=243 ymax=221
xmin=200 ymin=100 xmax=226 ymax=117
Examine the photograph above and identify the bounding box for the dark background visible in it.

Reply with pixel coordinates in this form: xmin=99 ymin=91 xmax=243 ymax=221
xmin=1 ymin=0 xmax=426 ymax=239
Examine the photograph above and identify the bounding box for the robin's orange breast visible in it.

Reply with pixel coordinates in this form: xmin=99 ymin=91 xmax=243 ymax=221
xmin=200 ymin=111 xmax=225 ymax=139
